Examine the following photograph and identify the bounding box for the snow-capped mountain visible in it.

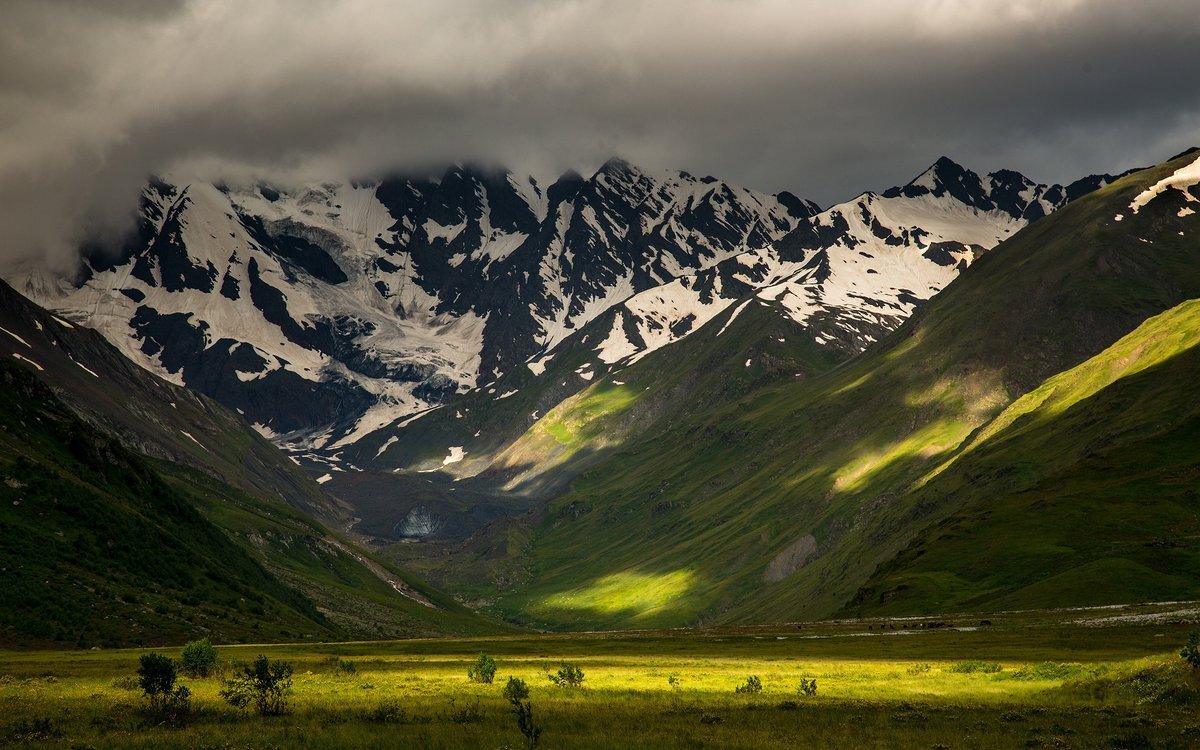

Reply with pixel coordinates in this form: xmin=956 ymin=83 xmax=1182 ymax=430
xmin=577 ymin=157 xmax=1119 ymax=370
xmin=9 ymin=160 xmax=813 ymax=451
xmin=341 ymin=157 xmax=1122 ymax=492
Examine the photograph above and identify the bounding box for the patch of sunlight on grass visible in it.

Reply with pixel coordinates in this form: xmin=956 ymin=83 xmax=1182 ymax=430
xmin=539 ymin=383 xmax=641 ymax=447
xmin=834 ymin=418 xmax=971 ymax=495
xmin=919 ymin=298 xmax=1200 ymax=487
xmin=535 ymin=570 xmax=696 ymax=619
xmin=829 ymin=370 xmax=875 ymax=397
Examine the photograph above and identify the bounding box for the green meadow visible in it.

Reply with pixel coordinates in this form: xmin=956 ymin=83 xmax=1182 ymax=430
xmin=4 ymin=603 xmax=1200 ymax=749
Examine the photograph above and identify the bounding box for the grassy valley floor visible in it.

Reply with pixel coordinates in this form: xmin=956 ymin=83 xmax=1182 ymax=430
xmin=3 ymin=602 xmax=1200 ymax=749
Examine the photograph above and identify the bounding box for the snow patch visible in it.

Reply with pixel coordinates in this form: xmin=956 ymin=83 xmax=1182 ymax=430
xmin=316 ymin=473 xmax=333 ymax=484
xmin=715 ymin=299 xmax=752 ymax=336
xmin=179 ymin=430 xmax=208 ymax=451
xmin=11 ymin=352 xmax=43 ymax=371
xmin=1129 ymin=153 xmax=1200 ymax=214
xmin=442 ymin=446 xmax=466 ymax=465
xmin=423 ymin=218 xmax=467 ymax=243
xmin=595 ymin=311 xmax=639 ymax=364
xmin=526 ymin=352 xmax=554 ymax=376
xmin=375 ymin=435 xmax=398 ymax=458
xmin=71 ymin=358 xmax=100 ymax=378
xmin=0 ymin=326 xmax=30 ymax=348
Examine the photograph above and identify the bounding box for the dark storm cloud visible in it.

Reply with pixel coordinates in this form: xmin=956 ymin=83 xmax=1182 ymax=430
xmin=1 ymin=0 xmax=1198 ymax=270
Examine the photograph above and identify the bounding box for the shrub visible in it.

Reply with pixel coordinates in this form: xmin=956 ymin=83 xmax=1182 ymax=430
xmin=220 ymin=655 xmax=294 ymax=716
xmin=179 ymin=638 xmax=218 ymax=678
xmin=468 ymin=652 xmax=497 ymax=684
xmin=366 ymin=698 xmax=407 ymax=724
xmin=798 ymin=677 xmax=818 ymax=697
xmin=1181 ymin=631 xmax=1200 ymax=670
xmin=445 ymin=697 xmax=484 ymax=724
xmin=334 ymin=659 xmax=357 ymax=677
xmin=906 ymin=663 xmax=932 ymax=675
xmin=503 ymin=677 xmax=542 ymax=749
xmin=947 ymin=660 xmax=1002 ymax=674
xmin=547 ymin=661 xmax=584 ymax=688
xmin=735 ymin=675 xmax=763 ymax=694
xmin=137 ymin=653 xmax=191 ymax=723
xmin=503 ymin=676 xmax=530 ymax=703
xmin=7 ymin=717 xmax=61 ymax=742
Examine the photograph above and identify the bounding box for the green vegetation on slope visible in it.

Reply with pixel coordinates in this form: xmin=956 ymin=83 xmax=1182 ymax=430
xmin=849 ymin=297 xmax=1200 ymax=614
xmin=423 ymin=151 xmax=1200 ymax=630
xmin=383 ymin=300 xmax=850 ymax=597
xmin=0 ymin=360 xmax=328 ymax=648
xmin=0 ymin=359 xmax=507 ymax=648
xmin=0 ymin=278 xmax=342 ymax=523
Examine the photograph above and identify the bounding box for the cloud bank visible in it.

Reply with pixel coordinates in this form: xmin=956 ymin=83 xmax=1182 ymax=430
xmin=2 ymin=0 xmax=1198 ymax=270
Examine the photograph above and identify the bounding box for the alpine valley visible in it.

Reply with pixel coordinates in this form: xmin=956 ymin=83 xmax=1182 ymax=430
xmin=5 ymin=146 xmax=1200 ymax=640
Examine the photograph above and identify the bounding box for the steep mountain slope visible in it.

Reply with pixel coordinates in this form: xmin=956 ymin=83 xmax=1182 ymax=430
xmin=0 ymin=360 xmax=325 ymax=648
xmin=9 ymin=162 xmax=812 ymax=457
xmin=341 ymin=158 xmax=1120 ymax=539
xmin=0 ymin=279 xmax=339 ymax=521
xmin=0 ymin=358 xmax=498 ymax=647
xmin=0 ymin=283 xmax=507 ymax=646
xmin=848 ymin=296 xmax=1200 ymax=614
xmin=415 ymin=149 xmax=1200 ymax=630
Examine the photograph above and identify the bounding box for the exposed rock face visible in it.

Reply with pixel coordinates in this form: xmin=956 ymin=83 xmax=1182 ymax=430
xmin=765 ymin=535 xmax=818 ymax=583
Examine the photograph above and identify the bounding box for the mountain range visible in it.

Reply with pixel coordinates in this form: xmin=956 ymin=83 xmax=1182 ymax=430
xmin=3 ymin=146 xmax=1197 ymax=638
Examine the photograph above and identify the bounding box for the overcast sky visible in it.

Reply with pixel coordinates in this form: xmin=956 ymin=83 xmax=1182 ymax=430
xmin=3 ymin=0 xmax=1199 ymax=270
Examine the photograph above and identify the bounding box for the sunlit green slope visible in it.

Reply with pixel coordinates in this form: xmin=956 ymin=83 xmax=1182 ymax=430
xmin=847 ymin=296 xmax=1200 ymax=614
xmin=445 ymin=149 xmax=1200 ymax=629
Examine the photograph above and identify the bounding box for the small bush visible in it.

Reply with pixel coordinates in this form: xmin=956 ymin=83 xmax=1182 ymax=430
xmin=445 ymin=697 xmax=484 ymax=724
xmin=503 ymin=676 xmax=530 ymax=703
xmin=798 ymin=677 xmax=818 ymax=697
xmin=504 ymin=677 xmax=542 ymax=749
xmin=7 ymin=717 xmax=61 ymax=742
xmin=220 ymin=655 xmax=294 ymax=716
xmin=137 ymin=653 xmax=191 ymax=723
xmin=1181 ymin=631 xmax=1200 ymax=670
xmin=547 ymin=661 xmax=585 ymax=688
xmin=735 ymin=675 xmax=763 ymax=694
xmin=468 ymin=653 xmax=497 ymax=684
xmin=180 ymin=638 xmax=218 ymax=678
xmin=334 ymin=659 xmax=357 ymax=677
xmin=366 ymin=698 xmax=408 ymax=724
xmin=948 ymin=660 xmax=1003 ymax=674
xmin=906 ymin=663 xmax=932 ymax=675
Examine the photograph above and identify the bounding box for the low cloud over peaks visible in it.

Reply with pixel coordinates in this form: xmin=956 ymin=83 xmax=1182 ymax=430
xmin=2 ymin=0 xmax=1198 ymax=269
